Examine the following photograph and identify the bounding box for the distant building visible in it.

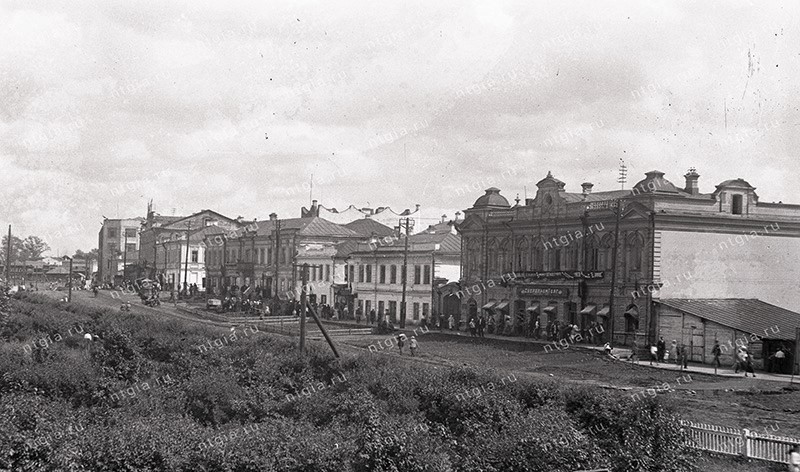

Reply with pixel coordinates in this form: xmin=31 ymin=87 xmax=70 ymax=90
xmin=301 ymin=200 xmax=425 ymax=234
xmin=97 ymin=217 xmax=144 ymax=284
xmin=458 ymin=169 xmax=800 ymax=361
xmin=138 ymin=205 xmax=246 ymax=291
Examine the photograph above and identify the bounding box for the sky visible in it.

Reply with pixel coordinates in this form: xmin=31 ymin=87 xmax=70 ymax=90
xmin=0 ymin=0 xmax=798 ymax=256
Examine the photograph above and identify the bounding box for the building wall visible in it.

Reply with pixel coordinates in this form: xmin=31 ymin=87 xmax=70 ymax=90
xmin=98 ymin=218 xmax=143 ymax=283
xmin=656 ymin=229 xmax=800 ymax=310
xmin=656 ymin=304 xmax=768 ymax=368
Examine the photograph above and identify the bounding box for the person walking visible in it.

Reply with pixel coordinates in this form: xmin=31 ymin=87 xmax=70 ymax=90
xmin=448 ymin=314 xmax=455 ymax=331
xmin=772 ymin=346 xmax=786 ymax=374
xmin=397 ymin=334 xmax=405 ymax=355
xmin=735 ymin=347 xmax=746 ymax=374
xmin=657 ymin=336 xmax=666 ymax=362
xmin=743 ymin=348 xmax=756 ymax=377
xmin=670 ymin=340 xmax=679 ymax=365
xmin=409 ymin=336 xmax=418 ymax=356
xmin=478 ymin=316 xmax=486 ymax=338
xmin=355 ymin=306 xmax=363 ymax=324
xmin=650 ymin=345 xmax=658 ymax=365
xmin=369 ymin=308 xmax=376 ymax=325
xmin=468 ymin=318 xmax=476 ymax=337
xmin=711 ymin=340 xmax=722 ymax=370
xmin=680 ymin=344 xmax=689 ymax=370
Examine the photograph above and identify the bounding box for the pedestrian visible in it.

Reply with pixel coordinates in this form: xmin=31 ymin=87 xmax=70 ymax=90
xmin=743 ymin=348 xmax=756 ymax=377
xmin=478 ymin=316 xmax=486 ymax=338
xmin=369 ymin=308 xmax=376 ymax=325
xmin=355 ymin=306 xmax=363 ymax=324
xmin=772 ymin=346 xmax=786 ymax=374
xmin=469 ymin=318 xmax=476 ymax=337
xmin=711 ymin=340 xmax=722 ymax=369
xmin=657 ymin=336 xmax=666 ymax=362
xmin=670 ymin=340 xmax=678 ymax=364
xmin=680 ymin=344 xmax=689 ymax=370
xmin=409 ymin=336 xmax=417 ymax=356
xmin=487 ymin=315 xmax=495 ymax=334
xmin=603 ymin=342 xmax=612 ymax=356
xmin=448 ymin=314 xmax=455 ymax=331
xmin=735 ymin=347 xmax=746 ymax=374
xmin=397 ymin=334 xmax=405 ymax=355
xmin=788 ymin=444 xmax=800 ymax=472
xmin=650 ymin=345 xmax=658 ymax=365
xmin=534 ymin=318 xmax=541 ymax=340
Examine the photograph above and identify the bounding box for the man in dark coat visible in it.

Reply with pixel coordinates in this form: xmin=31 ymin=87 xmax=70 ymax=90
xmin=657 ymin=336 xmax=666 ymax=362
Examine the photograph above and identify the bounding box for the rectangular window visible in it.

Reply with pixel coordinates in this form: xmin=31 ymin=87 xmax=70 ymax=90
xmin=401 ymin=266 xmax=406 ymax=282
xmin=423 ymin=265 xmax=431 ymax=284
xmin=413 ymin=302 xmax=420 ymax=320
xmin=202 ymin=277 xmax=206 ymax=288
xmin=414 ymin=265 xmax=421 ymax=284
xmin=125 ymin=228 xmax=137 ymax=238
xmin=366 ymin=264 xmax=372 ymax=283
xmin=191 ymin=250 xmax=198 ymax=263
xmin=732 ymin=194 xmax=743 ymax=214
xmin=126 ymin=243 xmax=136 ymax=253
xmin=379 ymin=265 xmax=386 ymax=283
xmin=325 ymin=264 xmax=330 ymax=281
xmin=321 ymin=295 xmax=327 ymax=304
xmin=378 ymin=300 xmax=384 ymax=316
xmin=358 ymin=300 xmax=364 ymax=312
xmin=388 ymin=301 xmax=397 ymax=318
xmin=349 ymin=265 xmax=355 ymax=283
xmin=108 ymin=228 xmax=118 ymax=238
xmin=423 ymin=303 xmax=429 ymax=316
xmin=390 ymin=265 xmax=397 ymax=284
xmin=365 ymin=300 xmax=371 ymax=314
xmin=267 ymin=248 xmax=272 ymax=265
xmin=358 ymin=265 xmax=365 ymax=283
xmin=280 ymin=246 xmax=286 ymax=264
xmin=245 ymin=249 xmax=251 ymax=262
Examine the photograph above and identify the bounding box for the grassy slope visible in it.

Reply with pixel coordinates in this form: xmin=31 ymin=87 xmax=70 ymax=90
xmin=1 ymin=292 xmax=701 ymax=471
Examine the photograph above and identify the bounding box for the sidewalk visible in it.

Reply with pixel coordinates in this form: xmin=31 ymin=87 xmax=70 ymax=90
xmin=615 ymin=354 xmax=798 ymax=384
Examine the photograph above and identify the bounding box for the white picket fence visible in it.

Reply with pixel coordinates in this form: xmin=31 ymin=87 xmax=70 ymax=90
xmin=680 ymin=420 xmax=799 ymax=463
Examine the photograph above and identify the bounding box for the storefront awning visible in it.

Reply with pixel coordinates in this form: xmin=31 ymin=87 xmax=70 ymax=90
xmin=482 ymin=301 xmax=497 ymax=310
xmin=526 ymin=305 xmax=540 ymax=313
xmin=596 ymin=306 xmax=610 ymax=317
xmin=624 ymin=306 xmax=639 ymax=320
xmin=579 ymin=305 xmax=596 ymax=315
xmin=495 ymin=300 xmax=509 ymax=311
xmin=543 ymin=305 xmax=557 ymax=314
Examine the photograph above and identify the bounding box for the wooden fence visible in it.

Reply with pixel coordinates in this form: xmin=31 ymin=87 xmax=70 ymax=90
xmin=680 ymin=420 xmax=799 ymax=463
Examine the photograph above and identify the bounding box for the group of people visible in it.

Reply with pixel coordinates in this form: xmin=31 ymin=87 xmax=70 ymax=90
xmin=394 ymin=333 xmax=418 ymax=356
xmin=467 ymin=316 xmax=487 ymax=337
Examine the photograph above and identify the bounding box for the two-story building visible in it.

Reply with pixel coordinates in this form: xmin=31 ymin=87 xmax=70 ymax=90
xmin=347 ymin=217 xmax=461 ymax=325
xmin=458 ymin=169 xmax=800 ymax=366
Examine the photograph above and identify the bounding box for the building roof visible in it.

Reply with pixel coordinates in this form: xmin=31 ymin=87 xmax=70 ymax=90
xmin=562 ymin=190 xmax=632 ymax=203
xmin=253 ymin=217 xmax=360 ymax=238
xmin=473 ymin=187 xmax=510 ymax=209
xmin=334 ymin=240 xmax=360 ymax=258
xmin=657 ymin=298 xmax=799 ymax=340
xmin=344 ymin=218 xmax=395 ymax=237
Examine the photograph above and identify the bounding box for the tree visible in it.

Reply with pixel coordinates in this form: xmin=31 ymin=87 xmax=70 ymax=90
xmin=21 ymin=235 xmax=50 ymax=260
xmin=0 ymin=235 xmax=24 ymax=263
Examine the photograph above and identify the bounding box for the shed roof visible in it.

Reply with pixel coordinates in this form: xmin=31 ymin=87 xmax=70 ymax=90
xmin=657 ymin=298 xmax=798 ymax=339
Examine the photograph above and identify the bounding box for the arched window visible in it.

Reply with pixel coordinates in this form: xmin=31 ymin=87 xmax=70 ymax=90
xmin=516 ymin=238 xmax=529 ymax=271
xmin=499 ymin=238 xmax=511 ymax=273
xmin=467 ymin=239 xmax=480 ymax=277
xmin=565 ymin=243 xmax=579 ymax=270
xmin=626 ymin=232 xmax=644 ymax=272
xmin=532 ymin=245 xmax=543 ymax=271
xmin=599 ymin=234 xmax=614 ymax=271
xmin=487 ymin=239 xmax=499 ymax=274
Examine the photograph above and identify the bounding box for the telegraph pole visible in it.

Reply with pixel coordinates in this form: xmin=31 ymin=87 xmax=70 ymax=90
xmin=183 ymin=221 xmax=191 ymax=297
xmin=400 ymin=218 xmax=411 ymax=328
xmin=5 ymin=225 xmax=10 ymax=285
xmin=299 ymin=263 xmax=308 ymax=353
xmin=122 ymin=232 xmax=128 ymax=284
xmin=608 ymin=200 xmax=623 ymax=345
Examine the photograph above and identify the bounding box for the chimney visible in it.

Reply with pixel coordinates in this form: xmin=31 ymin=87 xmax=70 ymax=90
xmin=415 ymin=204 xmax=420 ymax=212
xmin=684 ymin=168 xmax=700 ymax=195
xmin=455 ymin=211 xmax=462 ymax=220
xmin=269 ymin=213 xmax=277 ymax=221
xmin=581 ymin=182 xmax=593 ymax=195
xmin=441 ymin=214 xmax=447 ymax=223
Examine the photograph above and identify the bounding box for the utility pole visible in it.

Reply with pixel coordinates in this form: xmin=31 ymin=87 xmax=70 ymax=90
xmin=63 ymin=256 xmax=73 ymax=303
xmin=122 ymin=231 xmax=128 ymax=284
xmin=608 ymin=200 xmax=623 ymax=346
xmin=183 ymin=221 xmax=191 ymax=297
xmin=299 ymin=263 xmax=308 ymax=353
xmin=5 ymin=225 xmax=10 ymax=285
xmin=399 ymin=218 xmax=411 ymax=328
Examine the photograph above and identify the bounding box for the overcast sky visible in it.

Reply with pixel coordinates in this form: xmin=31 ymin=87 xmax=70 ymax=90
xmin=1 ymin=0 xmax=798 ymax=255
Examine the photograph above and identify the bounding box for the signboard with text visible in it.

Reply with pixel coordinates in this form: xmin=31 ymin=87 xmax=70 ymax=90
xmin=515 ymin=271 xmax=604 ymax=280
xmin=517 ymin=286 xmax=569 ymax=298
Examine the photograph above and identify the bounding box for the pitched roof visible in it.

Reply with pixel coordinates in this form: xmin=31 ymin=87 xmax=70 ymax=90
xmin=253 ymin=217 xmax=359 ymax=238
xmin=335 ymin=240 xmax=360 ymax=258
xmin=562 ymin=190 xmax=632 ymax=203
xmin=344 ymin=219 xmax=395 ymax=237
xmin=657 ymin=299 xmax=799 ymax=339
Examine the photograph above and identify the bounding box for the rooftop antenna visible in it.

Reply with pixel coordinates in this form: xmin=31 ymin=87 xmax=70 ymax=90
xmin=618 ymin=158 xmax=628 ymax=190
xmin=524 ymin=185 xmax=527 ymax=200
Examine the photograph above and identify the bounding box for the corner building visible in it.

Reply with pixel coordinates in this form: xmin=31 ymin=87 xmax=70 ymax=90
xmin=458 ymin=169 xmax=800 ymax=351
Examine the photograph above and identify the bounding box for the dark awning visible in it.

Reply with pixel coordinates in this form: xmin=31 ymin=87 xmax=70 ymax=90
xmin=624 ymin=306 xmax=639 ymax=320
xmin=482 ymin=301 xmax=497 ymax=310
xmin=495 ymin=300 xmax=509 ymax=311
xmin=579 ymin=305 xmax=596 ymax=315
xmin=543 ymin=305 xmax=557 ymax=314
xmin=526 ymin=305 xmax=540 ymax=313
xmin=597 ymin=306 xmax=610 ymax=317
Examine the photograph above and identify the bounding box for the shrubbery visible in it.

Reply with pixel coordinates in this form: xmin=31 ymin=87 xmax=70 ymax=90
xmin=0 ymin=293 xmax=699 ymax=471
